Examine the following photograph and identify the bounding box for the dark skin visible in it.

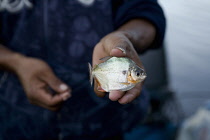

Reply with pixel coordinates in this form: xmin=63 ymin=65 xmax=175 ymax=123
xmin=93 ymin=19 xmax=156 ymax=103
xmin=0 ymin=48 xmax=71 ymax=111
xmin=0 ymin=19 xmax=156 ymax=110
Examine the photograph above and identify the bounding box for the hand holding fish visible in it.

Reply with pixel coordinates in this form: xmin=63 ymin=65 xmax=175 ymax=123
xmin=92 ymin=19 xmax=156 ymax=104
xmin=92 ymin=31 xmax=146 ymax=104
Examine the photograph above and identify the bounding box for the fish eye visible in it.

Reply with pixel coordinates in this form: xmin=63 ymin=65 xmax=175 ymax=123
xmin=136 ymin=72 xmax=140 ymax=77
xmin=131 ymin=67 xmax=146 ymax=81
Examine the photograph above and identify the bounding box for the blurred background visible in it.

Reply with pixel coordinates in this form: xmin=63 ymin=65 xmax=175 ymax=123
xmin=159 ymin=0 xmax=210 ymax=118
xmin=126 ymin=1 xmax=210 ymax=139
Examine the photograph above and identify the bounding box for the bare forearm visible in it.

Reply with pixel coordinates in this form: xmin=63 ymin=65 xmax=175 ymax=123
xmin=0 ymin=44 xmax=24 ymax=73
xmin=117 ymin=19 xmax=156 ymax=53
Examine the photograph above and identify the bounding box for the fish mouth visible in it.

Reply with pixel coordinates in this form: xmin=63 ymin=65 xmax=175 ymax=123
xmin=139 ymin=72 xmax=147 ymax=81
xmin=142 ymin=71 xmax=147 ymax=77
xmin=141 ymin=75 xmax=147 ymax=80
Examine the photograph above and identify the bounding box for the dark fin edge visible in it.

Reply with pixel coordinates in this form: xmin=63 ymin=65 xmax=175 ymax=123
xmin=88 ymin=63 xmax=93 ymax=86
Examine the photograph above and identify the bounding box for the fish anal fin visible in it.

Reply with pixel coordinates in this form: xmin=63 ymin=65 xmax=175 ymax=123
xmin=97 ymin=86 xmax=106 ymax=92
xmin=95 ymin=77 xmax=106 ymax=92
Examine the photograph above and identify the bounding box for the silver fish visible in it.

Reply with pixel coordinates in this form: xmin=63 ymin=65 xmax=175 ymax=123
xmin=89 ymin=57 xmax=146 ymax=92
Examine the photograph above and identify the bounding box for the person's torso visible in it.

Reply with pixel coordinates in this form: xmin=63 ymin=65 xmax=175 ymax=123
xmin=0 ymin=0 xmax=149 ymax=138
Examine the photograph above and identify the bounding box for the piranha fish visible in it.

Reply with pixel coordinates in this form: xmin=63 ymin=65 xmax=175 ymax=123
xmin=88 ymin=57 xmax=147 ymax=92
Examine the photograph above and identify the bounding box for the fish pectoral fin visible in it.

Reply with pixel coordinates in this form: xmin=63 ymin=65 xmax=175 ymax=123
xmin=97 ymin=86 xmax=106 ymax=92
xmin=99 ymin=56 xmax=112 ymax=62
xmin=128 ymin=79 xmax=139 ymax=84
xmin=119 ymin=82 xmax=130 ymax=85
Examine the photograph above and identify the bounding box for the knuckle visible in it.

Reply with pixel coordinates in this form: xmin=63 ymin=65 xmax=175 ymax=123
xmin=26 ymin=91 xmax=39 ymax=105
xmin=46 ymin=101 xmax=55 ymax=107
xmin=128 ymin=92 xmax=139 ymax=103
xmin=28 ymin=100 xmax=35 ymax=105
xmin=136 ymin=91 xmax=141 ymax=96
xmin=94 ymin=42 xmax=103 ymax=50
xmin=110 ymin=97 xmax=117 ymax=101
xmin=96 ymin=92 xmax=105 ymax=98
xmin=130 ymin=93 xmax=136 ymax=100
xmin=27 ymin=94 xmax=33 ymax=100
xmin=26 ymin=92 xmax=35 ymax=100
xmin=42 ymin=69 xmax=54 ymax=79
xmin=119 ymin=100 xmax=127 ymax=105
xmin=51 ymin=77 xmax=61 ymax=84
xmin=50 ymin=80 xmax=60 ymax=90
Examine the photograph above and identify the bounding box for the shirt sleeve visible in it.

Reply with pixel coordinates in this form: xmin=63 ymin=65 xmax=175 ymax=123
xmin=113 ymin=0 xmax=166 ymax=49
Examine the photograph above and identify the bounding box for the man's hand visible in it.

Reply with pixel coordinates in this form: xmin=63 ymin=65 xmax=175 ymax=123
xmin=92 ymin=19 xmax=156 ymax=104
xmin=92 ymin=31 xmax=145 ymax=104
xmin=15 ymin=56 xmax=71 ymax=111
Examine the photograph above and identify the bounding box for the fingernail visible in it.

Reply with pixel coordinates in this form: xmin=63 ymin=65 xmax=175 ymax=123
xmin=61 ymin=92 xmax=71 ymax=101
xmin=115 ymin=47 xmax=126 ymax=54
xmin=60 ymin=84 xmax=68 ymax=91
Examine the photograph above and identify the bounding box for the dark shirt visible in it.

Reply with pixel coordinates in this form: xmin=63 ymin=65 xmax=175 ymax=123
xmin=0 ymin=0 xmax=165 ymax=139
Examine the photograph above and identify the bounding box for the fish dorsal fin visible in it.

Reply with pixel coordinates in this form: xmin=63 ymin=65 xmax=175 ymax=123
xmin=88 ymin=63 xmax=93 ymax=86
xmin=99 ymin=56 xmax=112 ymax=62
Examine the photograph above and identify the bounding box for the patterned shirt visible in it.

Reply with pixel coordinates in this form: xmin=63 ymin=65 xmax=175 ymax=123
xmin=0 ymin=0 xmax=165 ymax=139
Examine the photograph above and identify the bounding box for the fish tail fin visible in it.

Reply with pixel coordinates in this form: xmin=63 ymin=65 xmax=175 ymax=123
xmin=88 ymin=63 xmax=93 ymax=86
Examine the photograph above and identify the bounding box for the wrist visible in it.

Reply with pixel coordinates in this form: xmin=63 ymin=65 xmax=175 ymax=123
xmin=0 ymin=45 xmax=27 ymax=73
xmin=13 ymin=53 xmax=26 ymax=70
xmin=117 ymin=19 xmax=156 ymax=53
xmin=4 ymin=52 xmax=26 ymax=74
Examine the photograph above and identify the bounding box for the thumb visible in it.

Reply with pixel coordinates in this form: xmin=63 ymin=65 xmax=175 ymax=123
xmin=109 ymin=39 xmax=143 ymax=67
xmin=108 ymin=37 xmax=132 ymax=57
xmin=110 ymin=46 xmax=127 ymax=57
